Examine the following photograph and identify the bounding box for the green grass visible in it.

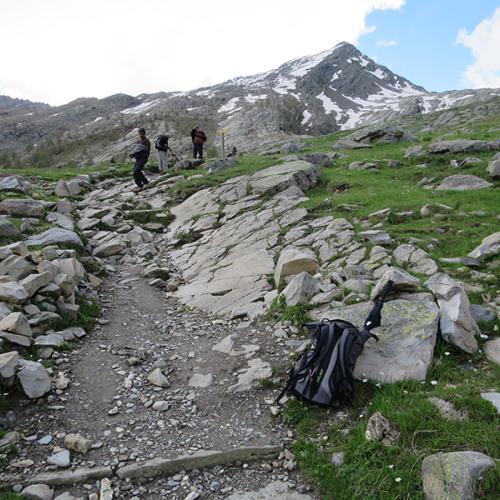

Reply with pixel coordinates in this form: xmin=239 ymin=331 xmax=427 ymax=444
xmin=265 ymin=295 xmax=312 ymax=327
xmin=0 ymin=492 xmax=24 ymax=500
xmin=55 ymin=297 xmax=102 ymax=332
xmin=282 ymin=335 xmax=500 ymax=499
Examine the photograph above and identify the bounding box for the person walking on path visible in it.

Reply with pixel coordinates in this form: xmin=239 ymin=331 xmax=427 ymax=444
xmin=154 ymin=133 xmax=170 ymax=173
xmin=190 ymin=126 xmax=207 ymax=160
xmin=129 ymin=127 xmax=151 ymax=191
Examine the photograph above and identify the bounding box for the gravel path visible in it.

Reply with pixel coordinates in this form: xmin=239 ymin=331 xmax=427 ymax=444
xmin=9 ymin=263 xmax=319 ymax=499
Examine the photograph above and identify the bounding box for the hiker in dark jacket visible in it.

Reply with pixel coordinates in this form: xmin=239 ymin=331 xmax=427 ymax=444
xmin=129 ymin=127 xmax=150 ymax=191
xmin=190 ymin=126 xmax=207 ymax=159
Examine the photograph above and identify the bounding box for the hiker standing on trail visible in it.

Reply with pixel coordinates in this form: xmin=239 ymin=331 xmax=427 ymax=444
xmin=129 ymin=127 xmax=150 ymax=191
xmin=190 ymin=126 xmax=207 ymax=160
xmin=154 ymin=133 xmax=170 ymax=173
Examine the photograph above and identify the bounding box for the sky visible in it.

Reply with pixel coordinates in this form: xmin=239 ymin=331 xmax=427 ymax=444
xmin=0 ymin=0 xmax=499 ymax=105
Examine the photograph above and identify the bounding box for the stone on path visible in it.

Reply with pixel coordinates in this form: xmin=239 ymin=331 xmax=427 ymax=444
xmin=99 ymin=477 xmax=113 ymax=500
xmin=34 ymin=334 xmax=65 ymax=347
xmin=468 ymin=231 xmax=500 ymax=260
xmin=421 ymin=451 xmax=495 ymax=500
xmin=480 ymin=392 xmax=500 ymax=414
xmin=20 ymin=484 xmax=54 ymax=500
xmin=425 ymin=273 xmax=479 ymax=354
xmin=436 ymin=174 xmax=492 ymax=191
xmin=226 ymin=481 xmax=313 ymax=500
xmin=483 ymin=338 xmax=500 ymax=366
xmin=312 ymin=299 xmax=438 ymax=382
xmin=64 ymin=433 xmax=90 ymax=454
xmin=188 ymin=373 xmax=214 ymax=388
xmin=274 ymin=247 xmax=318 ymax=286
xmin=16 ymin=360 xmax=51 ymax=399
xmin=229 ymin=358 xmax=272 ymax=392
xmin=147 ymin=368 xmax=171 ymax=388
xmin=47 ymin=449 xmax=71 ymax=468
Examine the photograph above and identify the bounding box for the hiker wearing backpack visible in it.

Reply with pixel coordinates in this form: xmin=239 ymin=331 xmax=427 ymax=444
xmin=155 ymin=133 xmax=170 ymax=173
xmin=129 ymin=127 xmax=150 ymax=192
xmin=190 ymin=126 xmax=207 ymax=159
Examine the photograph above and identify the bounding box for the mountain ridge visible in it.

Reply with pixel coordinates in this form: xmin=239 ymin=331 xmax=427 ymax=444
xmin=0 ymin=41 xmax=499 ymax=165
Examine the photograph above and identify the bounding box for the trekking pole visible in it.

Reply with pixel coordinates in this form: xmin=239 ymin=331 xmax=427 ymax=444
xmin=167 ymin=146 xmax=180 ymax=162
xmin=363 ymin=280 xmax=394 ymax=332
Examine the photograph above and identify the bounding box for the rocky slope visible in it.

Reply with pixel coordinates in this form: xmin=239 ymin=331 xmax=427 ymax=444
xmin=0 ymin=128 xmax=498 ymax=497
xmin=1 ymin=42 xmax=499 ymax=165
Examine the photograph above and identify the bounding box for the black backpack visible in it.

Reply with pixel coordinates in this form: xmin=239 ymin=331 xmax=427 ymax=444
xmin=277 ymin=280 xmax=393 ymax=407
xmin=155 ymin=135 xmax=168 ymax=151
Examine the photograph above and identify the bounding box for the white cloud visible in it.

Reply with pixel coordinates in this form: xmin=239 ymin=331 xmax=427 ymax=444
xmin=456 ymin=7 xmax=500 ymax=88
xmin=0 ymin=0 xmax=405 ymax=105
xmin=376 ymin=39 xmax=398 ymax=48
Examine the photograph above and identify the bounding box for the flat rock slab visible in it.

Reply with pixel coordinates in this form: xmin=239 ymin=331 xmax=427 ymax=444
xmin=312 ymin=299 xmax=439 ymax=382
xmin=226 ymin=481 xmax=314 ymax=499
xmin=436 ymin=174 xmax=492 ymax=191
xmin=468 ymin=231 xmax=500 ymax=260
xmin=26 ymin=228 xmax=83 ymax=248
xmin=116 ymin=446 xmax=281 ymax=479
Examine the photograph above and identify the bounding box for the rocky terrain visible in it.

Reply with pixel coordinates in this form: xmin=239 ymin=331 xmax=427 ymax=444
xmin=1 ymin=42 xmax=499 ymax=167
xmin=0 ymin=115 xmax=499 ymax=499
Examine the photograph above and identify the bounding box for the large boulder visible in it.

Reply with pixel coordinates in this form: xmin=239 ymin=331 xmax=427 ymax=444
xmin=0 ymin=312 xmax=32 ymax=337
xmin=16 ymin=359 xmax=51 ymax=398
xmin=55 ymin=179 xmax=83 ymax=197
xmin=468 ymin=232 xmax=500 ymax=260
xmin=425 ymin=273 xmax=479 ymax=353
xmin=274 ymin=247 xmax=319 ymax=286
xmin=404 ymin=145 xmax=426 ymax=159
xmin=0 ymin=219 xmax=22 ymax=239
xmin=25 ymin=228 xmax=83 ymax=248
xmin=370 ymin=267 xmax=420 ymax=300
xmin=0 ymin=198 xmax=46 ymax=217
xmin=0 ymin=351 xmax=20 ymax=385
xmin=486 ymin=158 xmax=500 ymax=179
xmin=393 ymin=244 xmax=438 ymax=276
xmin=0 ymin=255 xmax=34 ymax=280
xmin=312 ymin=299 xmax=439 ymax=382
xmin=281 ymin=272 xmax=321 ymax=306
xmin=428 ymin=139 xmax=500 ymax=154
xmin=20 ymin=272 xmax=53 ymax=298
xmin=0 ymin=279 xmax=28 ymax=304
xmin=436 ymin=174 xmax=492 ymax=191
xmin=92 ymin=238 xmax=126 ymax=257
xmin=55 ymin=258 xmax=86 ymax=284
xmin=0 ymin=176 xmax=27 ymax=193
xmin=250 ymin=161 xmax=320 ymax=195
xmin=421 ymin=451 xmax=495 ymax=500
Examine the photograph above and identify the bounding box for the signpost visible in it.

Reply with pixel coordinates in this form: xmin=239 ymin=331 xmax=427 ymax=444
xmin=218 ymin=128 xmax=226 ymax=160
